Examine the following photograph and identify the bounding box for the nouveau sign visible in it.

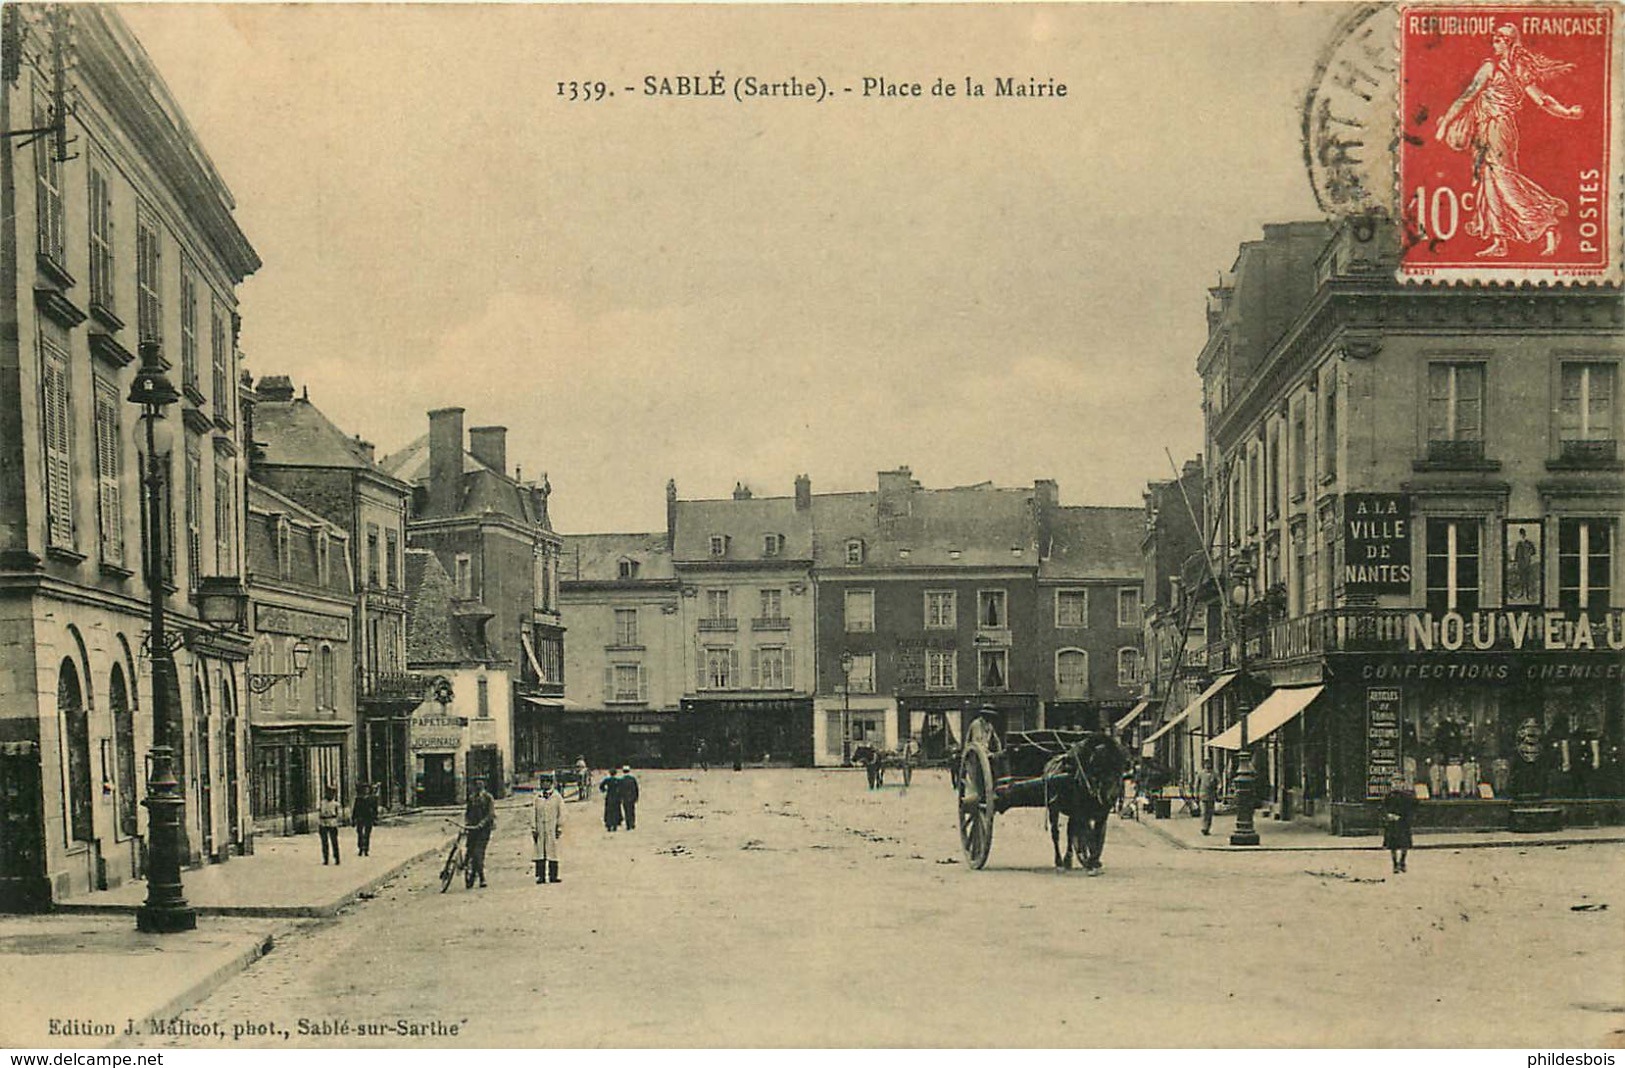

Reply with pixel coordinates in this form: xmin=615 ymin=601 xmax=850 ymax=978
xmin=1404 ymin=609 xmax=1625 ymax=652
xmin=1343 ymin=494 xmax=1411 ymax=592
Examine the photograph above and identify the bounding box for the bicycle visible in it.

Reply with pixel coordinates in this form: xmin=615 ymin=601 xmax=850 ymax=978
xmin=439 ymin=823 xmax=468 ymax=893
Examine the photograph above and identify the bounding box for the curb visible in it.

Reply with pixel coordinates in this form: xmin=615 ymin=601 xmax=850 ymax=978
xmin=1135 ymin=817 xmax=1625 ymax=853
xmin=56 ymin=835 xmax=454 ymax=919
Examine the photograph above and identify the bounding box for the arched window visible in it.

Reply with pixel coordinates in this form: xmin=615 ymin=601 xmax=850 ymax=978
xmin=110 ymin=665 xmax=137 ymax=838
xmin=1055 ymin=648 xmax=1089 ymax=699
xmin=58 ymin=658 xmax=93 ymax=843
xmin=1117 ymin=647 xmax=1144 ymax=689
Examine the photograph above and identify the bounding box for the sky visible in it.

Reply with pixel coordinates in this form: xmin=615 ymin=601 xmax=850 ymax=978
xmin=119 ymin=2 xmax=1343 ymax=533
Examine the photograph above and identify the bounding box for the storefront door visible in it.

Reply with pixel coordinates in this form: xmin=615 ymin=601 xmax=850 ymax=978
xmin=418 ymin=753 xmax=457 ymax=806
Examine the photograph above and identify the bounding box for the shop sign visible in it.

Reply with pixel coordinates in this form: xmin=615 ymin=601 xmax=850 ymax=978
xmin=1404 ymin=609 xmax=1625 ymax=652
xmin=1343 ymin=494 xmax=1411 ymax=593
xmin=411 ymin=711 xmax=464 ymax=752
xmin=1353 ymin=657 xmax=1622 ymax=683
xmin=1365 ymin=687 xmax=1402 ymax=799
xmin=254 ymin=603 xmax=350 ymax=642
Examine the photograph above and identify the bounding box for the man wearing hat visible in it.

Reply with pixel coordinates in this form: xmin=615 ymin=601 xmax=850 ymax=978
xmin=600 ymin=766 xmax=623 ymax=832
xmin=462 ymin=776 xmax=496 ymax=888
xmin=618 ymin=766 xmax=640 ymax=831
xmin=531 ymin=774 xmax=564 ymax=883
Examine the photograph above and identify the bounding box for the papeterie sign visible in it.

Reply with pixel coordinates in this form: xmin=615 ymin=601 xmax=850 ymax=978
xmin=1343 ymin=494 xmax=1411 ymax=593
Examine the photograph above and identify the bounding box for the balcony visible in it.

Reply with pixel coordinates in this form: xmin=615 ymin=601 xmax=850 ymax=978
xmin=698 ymin=617 xmax=737 ymax=632
xmin=1551 ymin=438 xmax=1621 ymax=470
xmin=1415 ymin=438 xmax=1499 ymax=472
xmin=751 ymin=616 xmax=791 ymax=632
xmin=359 ymin=671 xmax=428 ymax=702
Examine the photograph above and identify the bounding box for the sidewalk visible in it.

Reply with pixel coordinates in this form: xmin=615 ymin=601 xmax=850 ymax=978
xmin=1135 ymin=805 xmax=1625 ymax=852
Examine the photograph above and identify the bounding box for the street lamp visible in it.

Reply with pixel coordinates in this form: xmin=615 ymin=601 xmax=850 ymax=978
xmin=128 ymin=340 xmax=196 ymax=933
xmin=1228 ymin=551 xmax=1260 ymax=847
xmin=246 ymin=638 xmax=313 ymax=694
xmin=839 ymin=651 xmax=854 ymax=766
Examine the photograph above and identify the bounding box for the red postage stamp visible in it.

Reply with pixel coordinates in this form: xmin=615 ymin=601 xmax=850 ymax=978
xmin=1398 ymin=5 xmax=1621 ymax=283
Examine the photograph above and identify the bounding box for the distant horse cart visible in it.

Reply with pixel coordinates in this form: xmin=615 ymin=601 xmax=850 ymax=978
xmin=851 ymin=739 xmax=960 ymax=788
xmin=957 ymin=718 xmax=1130 ymax=872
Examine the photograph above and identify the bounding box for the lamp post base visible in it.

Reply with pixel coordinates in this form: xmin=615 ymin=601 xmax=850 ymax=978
xmin=135 ymin=903 xmax=197 ymax=933
xmin=1229 ymin=749 xmax=1261 ymax=847
xmin=1228 ymin=828 xmax=1261 ymax=847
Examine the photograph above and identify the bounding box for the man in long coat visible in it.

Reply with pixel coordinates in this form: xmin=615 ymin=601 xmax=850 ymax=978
xmin=532 ymin=775 xmax=564 ymax=883
xmin=600 ymin=767 xmax=623 ymax=831
xmin=619 ymin=766 xmax=640 ymax=830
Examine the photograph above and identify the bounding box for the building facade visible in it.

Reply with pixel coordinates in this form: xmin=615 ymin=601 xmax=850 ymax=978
xmin=0 ymin=6 xmax=260 ymax=908
xmin=244 ymin=481 xmax=355 ymax=835
xmin=557 ymin=532 xmax=684 ymax=767
xmin=1185 ymin=219 xmax=1624 ymax=832
xmin=380 ymin=409 xmax=564 ymax=786
xmin=244 ymin=376 xmax=416 ymax=809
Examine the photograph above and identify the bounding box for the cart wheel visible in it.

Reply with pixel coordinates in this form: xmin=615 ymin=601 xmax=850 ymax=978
xmin=958 ymin=743 xmax=995 ymax=869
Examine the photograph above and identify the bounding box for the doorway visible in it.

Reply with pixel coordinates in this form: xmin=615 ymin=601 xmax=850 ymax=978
xmin=418 ymin=753 xmax=457 ymax=806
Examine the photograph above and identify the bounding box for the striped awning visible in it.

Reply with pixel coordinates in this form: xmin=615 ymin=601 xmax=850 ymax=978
xmin=1140 ymin=673 xmax=1238 ymax=746
xmin=1114 ymin=700 xmax=1152 ymax=732
xmin=1207 ymin=685 xmax=1324 ymax=750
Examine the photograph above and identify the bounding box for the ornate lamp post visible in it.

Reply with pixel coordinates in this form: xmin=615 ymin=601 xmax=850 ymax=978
xmin=1229 ymin=551 xmax=1260 ymax=847
xmin=839 ymin=651 xmax=854 ymax=766
xmin=129 ymin=341 xmax=196 ymax=933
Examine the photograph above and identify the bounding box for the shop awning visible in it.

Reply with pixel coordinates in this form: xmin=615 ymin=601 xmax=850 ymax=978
xmin=1206 ymin=685 xmax=1324 ymax=751
xmin=1140 ymin=673 xmax=1237 ymax=747
xmin=521 ymin=695 xmax=588 ymax=711
xmin=1113 ymin=700 xmax=1152 ymax=732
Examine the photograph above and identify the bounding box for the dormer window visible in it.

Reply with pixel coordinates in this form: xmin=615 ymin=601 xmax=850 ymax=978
xmin=710 ymin=535 xmax=729 ymax=557
xmin=316 ymin=530 xmax=331 ymax=587
xmin=272 ymin=515 xmax=291 ymax=580
xmin=618 ymin=558 xmax=640 ymax=579
xmin=845 ymin=539 xmax=865 ymax=565
xmin=763 ymin=533 xmax=783 ymax=557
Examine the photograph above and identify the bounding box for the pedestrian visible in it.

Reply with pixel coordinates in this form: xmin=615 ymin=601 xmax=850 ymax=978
xmin=574 ymin=755 xmax=589 ymax=802
xmin=531 ymin=774 xmax=564 ymax=884
xmin=317 ymin=785 xmax=342 ymax=866
xmin=695 ymin=737 xmax=709 ymax=772
xmin=1382 ymin=774 xmax=1417 ymax=874
xmin=351 ymin=782 xmax=379 ymax=857
xmin=600 ymin=766 xmax=623 ymax=831
xmin=463 ymin=776 xmax=495 ymax=889
xmin=1196 ymin=759 xmax=1219 ymax=836
xmin=730 ymin=734 xmax=743 ymax=772
xmin=619 ymin=766 xmax=639 ymax=830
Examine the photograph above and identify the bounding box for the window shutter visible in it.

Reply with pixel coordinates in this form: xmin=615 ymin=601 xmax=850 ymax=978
xmin=750 ymin=648 xmax=760 ymax=690
xmin=697 ymin=652 xmax=707 ymax=692
xmin=42 ymin=354 xmax=74 ymax=549
xmin=604 ymin=666 xmax=614 ymax=701
xmin=637 ymin=665 xmax=648 ymax=703
xmin=784 ymin=647 xmax=794 ymax=691
xmin=728 ymin=648 xmax=740 ymax=690
xmin=94 ymin=386 xmax=123 ymax=565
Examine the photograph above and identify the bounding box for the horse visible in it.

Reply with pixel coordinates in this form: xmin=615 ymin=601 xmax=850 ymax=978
xmin=1044 ymin=734 xmax=1130 ymax=872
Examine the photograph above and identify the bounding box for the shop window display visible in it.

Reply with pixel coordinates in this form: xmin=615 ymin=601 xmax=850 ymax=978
xmin=1401 ymin=688 xmax=1502 ymax=800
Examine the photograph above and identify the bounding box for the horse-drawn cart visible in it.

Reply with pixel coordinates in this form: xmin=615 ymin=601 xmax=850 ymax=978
xmin=956 ymin=721 xmax=1128 ymax=871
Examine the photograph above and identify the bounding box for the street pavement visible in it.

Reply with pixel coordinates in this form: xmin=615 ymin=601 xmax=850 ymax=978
xmin=96 ymin=768 xmax=1625 ymax=1049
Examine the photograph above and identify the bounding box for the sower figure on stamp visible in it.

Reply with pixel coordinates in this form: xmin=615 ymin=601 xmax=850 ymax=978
xmin=619 ymin=766 xmax=639 ymax=830
xmin=318 ymin=785 xmax=342 ymax=866
xmin=600 ymin=766 xmax=623 ymax=831
xmin=463 ymin=776 xmax=495 ymax=888
xmin=1436 ymin=23 xmax=1584 ymax=258
xmin=351 ymin=782 xmax=378 ymax=857
xmin=532 ymin=774 xmax=563 ymax=884
xmin=1196 ymin=759 xmax=1220 ymax=836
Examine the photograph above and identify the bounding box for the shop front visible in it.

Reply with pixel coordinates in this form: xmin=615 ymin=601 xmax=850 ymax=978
xmin=407 ymin=671 xmax=513 ymax=804
xmin=1046 ymin=699 xmax=1136 ymax=733
xmin=681 ymin=697 xmax=813 ymax=767
xmin=812 ymin=695 xmax=897 ymax=766
xmin=552 ymin=710 xmax=681 ymax=770
xmin=897 ymin=693 xmax=1038 ymax=750
xmin=250 ymin=723 xmax=350 ymax=836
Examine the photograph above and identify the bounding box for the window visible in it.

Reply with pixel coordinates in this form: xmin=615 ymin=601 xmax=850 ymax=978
xmin=1055 ymin=589 xmax=1088 ymax=628
xmin=385 ymin=529 xmax=399 ymax=589
xmin=136 ymin=206 xmax=164 ymax=343
xmin=709 ymin=534 xmax=728 ymax=557
xmin=1117 ymin=648 xmax=1143 ymax=688
xmin=759 ymin=588 xmax=783 ymax=621
xmin=318 ymin=646 xmax=336 ymax=710
xmin=315 ymin=531 xmax=331 ymax=587
xmin=1292 ymin=399 xmax=1307 ymax=499
xmin=618 ymin=558 xmax=640 ymax=579
xmin=977 ymin=649 xmax=1008 ymax=691
xmin=925 ymin=590 xmax=956 ymax=630
xmin=845 ymin=539 xmax=865 ymax=565
xmin=211 ymin=304 xmax=230 ymax=418
xmin=978 ymin=589 xmax=1007 ymax=628
xmin=33 ymin=91 xmax=64 ymax=267
xmin=1559 ymin=519 xmax=1613 ymax=612
xmin=706 ymin=588 xmax=731 ymax=620
xmin=1117 ymin=587 xmax=1141 ymax=627
xmin=1322 ymin=368 xmax=1339 ymax=480
xmin=214 ymin=458 xmax=234 ymax=575
xmin=184 ymin=441 xmax=202 ymax=590
xmin=1427 ymin=362 xmax=1485 ymax=459
xmin=1425 ymin=518 xmax=1481 ymax=614
xmin=845 ymin=589 xmax=875 ymax=632
xmin=1559 ymin=362 xmax=1617 ymax=458
xmin=1056 ymin=649 xmax=1089 ymax=699
xmin=845 ymin=652 xmax=875 ymax=694
xmin=88 ymin=160 xmax=115 ymax=312
xmin=763 ymin=533 xmax=783 ymax=556
xmin=40 ymin=329 xmax=73 ymax=551
xmin=93 ymin=379 xmax=124 ymax=567
xmin=366 ymin=525 xmax=381 ymax=588
xmin=454 ymin=554 xmax=472 ymax=599
xmin=614 ymin=607 xmax=639 ymax=647
xmin=926 ymin=649 xmax=956 ymax=691
xmin=180 ymin=257 xmax=199 ymax=391
xmin=610 ymin=664 xmax=643 ymax=702
xmin=1248 ymin=445 xmax=1261 ymax=531
xmin=283 ymin=638 xmax=300 ymax=709
xmin=754 ymin=646 xmax=792 ymax=689
xmin=254 ymin=639 xmax=274 ymax=711
xmin=273 ymin=516 xmax=291 ymax=580
xmin=703 ymin=647 xmax=737 ymax=690
xmin=477 ymin=676 xmax=490 ymax=719
xmin=1268 ymin=423 xmax=1281 ymax=515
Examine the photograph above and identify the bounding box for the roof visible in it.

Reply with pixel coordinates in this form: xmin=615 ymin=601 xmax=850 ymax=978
xmin=561 ymin=533 xmax=675 ymax=582
xmin=253 ymin=394 xmax=382 ymax=471
xmin=404 ymin=548 xmax=490 ymax=665
xmin=378 ymin=435 xmax=550 ymax=527
xmin=1042 ymin=506 xmax=1144 ymax=580
xmin=672 ymin=496 xmax=813 ymax=563
xmin=247 ymin=479 xmax=347 ymax=534
xmin=810 ymin=485 xmax=1037 ymax=569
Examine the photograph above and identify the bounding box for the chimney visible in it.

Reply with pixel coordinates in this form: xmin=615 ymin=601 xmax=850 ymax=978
xmin=877 ymin=465 xmax=916 ymax=521
xmin=794 ymin=474 xmax=811 ymax=512
xmin=1034 ymin=479 xmax=1059 ymax=558
xmin=352 ymin=435 xmax=376 ymax=465
xmin=665 ymin=479 xmax=678 ymax=550
xmin=469 ymin=426 xmax=507 ymax=474
xmin=732 ymin=481 xmax=752 ymax=501
xmin=428 ymin=407 xmax=465 ymax=517
xmin=257 ymin=375 xmax=295 ymax=402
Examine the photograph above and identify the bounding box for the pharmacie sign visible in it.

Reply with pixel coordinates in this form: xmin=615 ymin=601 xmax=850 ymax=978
xmin=1343 ymin=494 xmax=1411 ymax=593
xmin=1403 ymin=609 xmax=1625 ymax=652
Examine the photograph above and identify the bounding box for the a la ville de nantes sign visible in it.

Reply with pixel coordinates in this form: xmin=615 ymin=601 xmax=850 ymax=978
xmin=1343 ymin=493 xmax=1411 ymax=593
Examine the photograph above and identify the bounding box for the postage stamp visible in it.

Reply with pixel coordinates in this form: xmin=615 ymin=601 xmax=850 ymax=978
xmin=1397 ymin=5 xmax=1622 ymax=283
